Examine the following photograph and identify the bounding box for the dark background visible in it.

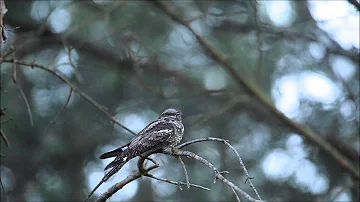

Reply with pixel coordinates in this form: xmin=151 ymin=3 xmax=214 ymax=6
xmin=0 ymin=0 xmax=359 ymax=201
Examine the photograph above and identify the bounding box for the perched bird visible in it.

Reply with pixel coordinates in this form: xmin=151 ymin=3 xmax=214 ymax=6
xmin=100 ymin=108 xmax=184 ymax=181
xmin=84 ymin=108 xmax=184 ymax=201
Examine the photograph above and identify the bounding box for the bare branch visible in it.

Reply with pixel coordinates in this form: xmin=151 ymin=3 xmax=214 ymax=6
xmin=14 ymin=81 xmax=34 ymax=126
xmin=2 ymin=59 xmax=137 ymax=136
xmin=231 ymin=187 xmax=241 ymax=202
xmin=85 ymin=148 xmax=160 ymax=202
xmin=44 ymin=88 xmax=73 ymax=135
xmin=94 ymin=140 xmax=260 ymax=202
xmin=145 ymin=173 xmax=210 ymax=191
xmin=0 ymin=129 xmax=9 ymax=147
xmin=168 ymin=150 xmax=263 ymax=202
xmin=95 ymin=165 xmax=159 ymax=202
xmin=178 ymin=137 xmax=262 ymax=200
xmin=12 ymin=53 xmax=34 ymax=126
xmin=174 ymin=155 xmax=190 ymax=188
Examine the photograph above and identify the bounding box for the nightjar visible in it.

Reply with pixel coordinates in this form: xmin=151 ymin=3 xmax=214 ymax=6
xmin=100 ymin=108 xmax=184 ymax=181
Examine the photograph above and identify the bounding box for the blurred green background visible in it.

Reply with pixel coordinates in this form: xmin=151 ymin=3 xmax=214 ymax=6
xmin=0 ymin=0 xmax=359 ymax=201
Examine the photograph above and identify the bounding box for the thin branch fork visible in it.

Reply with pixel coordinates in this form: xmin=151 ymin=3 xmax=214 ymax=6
xmin=166 ymin=150 xmax=263 ymax=202
xmin=178 ymin=137 xmax=262 ymax=200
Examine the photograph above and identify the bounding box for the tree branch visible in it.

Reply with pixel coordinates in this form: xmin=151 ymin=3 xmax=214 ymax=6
xmin=12 ymin=52 xmax=34 ymax=126
xmin=174 ymin=155 xmax=190 ymax=188
xmin=95 ymin=165 xmax=158 ymax=202
xmin=168 ymin=150 xmax=262 ymax=202
xmin=178 ymin=137 xmax=262 ymax=200
xmin=92 ymin=138 xmax=261 ymax=202
xmin=44 ymin=88 xmax=73 ymax=135
xmin=153 ymin=0 xmax=360 ymax=179
xmin=145 ymin=173 xmax=210 ymax=191
xmin=2 ymin=59 xmax=137 ymax=136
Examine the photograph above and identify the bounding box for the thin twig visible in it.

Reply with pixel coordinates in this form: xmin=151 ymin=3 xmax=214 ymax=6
xmin=52 ymin=88 xmax=73 ymax=124
xmin=44 ymin=88 xmax=73 ymax=135
xmin=168 ymin=150 xmax=262 ymax=202
xmin=15 ymin=82 xmax=34 ymax=126
xmin=178 ymin=137 xmax=262 ymax=200
xmin=145 ymin=173 xmax=210 ymax=191
xmin=2 ymin=59 xmax=137 ymax=136
xmin=12 ymin=53 xmax=34 ymax=126
xmin=0 ymin=129 xmax=9 ymax=147
xmin=174 ymin=155 xmax=190 ymax=188
xmin=231 ymin=187 xmax=241 ymax=202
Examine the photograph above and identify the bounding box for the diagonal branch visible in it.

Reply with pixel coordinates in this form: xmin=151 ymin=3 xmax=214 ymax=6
xmin=153 ymin=0 xmax=360 ymax=179
xmin=0 ymin=129 xmax=10 ymax=147
xmin=2 ymin=59 xmax=137 ymax=136
xmin=95 ymin=165 xmax=159 ymax=202
xmin=231 ymin=187 xmax=241 ymax=202
xmin=44 ymin=88 xmax=73 ymax=135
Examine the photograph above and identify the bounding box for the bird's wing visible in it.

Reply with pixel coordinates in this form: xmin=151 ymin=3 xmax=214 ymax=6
xmin=103 ymin=121 xmax=176 ymax=170
xmin=128 ymin=120 xmax=176 ymax=152
xmin=136 ymin=118 xmax=163 ymax=137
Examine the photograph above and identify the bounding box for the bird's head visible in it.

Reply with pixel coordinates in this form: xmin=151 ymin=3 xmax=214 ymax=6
xmin=159 ymin=108 xmax=183 ymax=121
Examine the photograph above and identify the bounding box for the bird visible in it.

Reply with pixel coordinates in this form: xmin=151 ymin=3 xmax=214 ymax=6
xmin=100 ymin=108 xmax=184 ymax=181
xmin=84 ymin=108 xmax=184 ymax=201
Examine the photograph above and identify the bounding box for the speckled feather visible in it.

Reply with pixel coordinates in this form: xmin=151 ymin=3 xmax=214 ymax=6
xmin=100 ymin=108 xmax=184 ymax=181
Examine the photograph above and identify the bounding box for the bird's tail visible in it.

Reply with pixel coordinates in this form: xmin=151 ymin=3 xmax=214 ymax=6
xmin=101 ymin=148 xmax=133 ymax=181
xmin=84 ymin=157 xmax=129 ymax=202
xmin=102 ymin=162 xmax=127 ymax=181
xmin=99 ymin=143 xmax=129 ymax=159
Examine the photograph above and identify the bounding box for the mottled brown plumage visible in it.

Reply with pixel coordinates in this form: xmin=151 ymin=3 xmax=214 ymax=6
xmin=100 ymin=108 xmax=184 ymax=181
